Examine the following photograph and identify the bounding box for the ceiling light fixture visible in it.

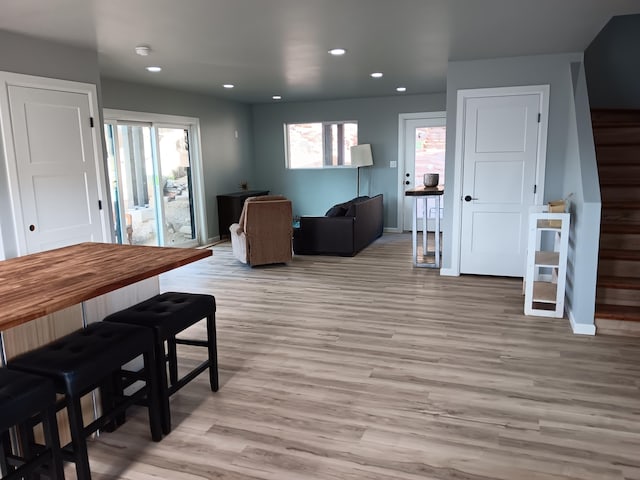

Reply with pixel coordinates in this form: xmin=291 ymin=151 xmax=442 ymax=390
xmin=146 ymin=66 xmax=162 ymax=72
xmin=396 ymin=86 xmax=407 ymax=92
xmin=135 ymin=45 xmax=151 ymax=56
xmin=223 ymin=84 xmax=235 ymax=89
xmin=370 ymin=72 xmax=383 ymax=78
xmin=272 ymin=95 xmax=282 ymax=100
xmin=328 ymin=48 xmax=347 ymax=56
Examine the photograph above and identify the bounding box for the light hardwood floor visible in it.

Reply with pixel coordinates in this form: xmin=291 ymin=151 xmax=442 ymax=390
xmin=85 ymin=233 xmax=640 ymax=480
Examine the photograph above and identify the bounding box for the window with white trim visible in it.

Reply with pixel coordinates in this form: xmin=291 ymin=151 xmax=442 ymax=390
xmin=285 ymin=121 xmax=358 ymax=169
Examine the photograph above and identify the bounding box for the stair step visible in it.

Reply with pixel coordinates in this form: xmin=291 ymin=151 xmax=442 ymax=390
xmin=594 ymin=145 xmax=640 ymax=165
xmin=593 ymin=127 xmax=640 ymax=146
xmin=601 ymin=206 xmax=640 ymax=225
xmin=600 ymin=232 xmax=640 ymax=250
xmin=597 ymin=275 xmax=640 ymax=290
xmin=598 ymin=165 xmax=640 ymax=185
xmin=597 ymin=257 xmax=640 ymax=277
xmin=600 ymin=224 xmax=640 ymax=235
xmin=599 ymin=249 xmax=640 ymax=261
xmin=595 ymin=304 xmax=640 ymax=322
xmin=601 ymin=201 xmax=640 ymax=209
xmin=591 ymin=108 xmax=640 ymax=124
xmin=597 ymin=286 xmax=640 ymax=308
xmin=600 ymin=185 xmax=640 ymax=202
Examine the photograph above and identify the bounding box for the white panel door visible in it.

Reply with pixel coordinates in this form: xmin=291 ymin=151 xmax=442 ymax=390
xmin=459 ymin=93 xmax=540 ymax=276
xmin=8 ymin=85 xmax=105 ymax=253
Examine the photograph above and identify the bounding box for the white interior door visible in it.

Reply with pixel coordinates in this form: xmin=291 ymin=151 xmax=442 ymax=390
xmin=8 ymin=85 xmax=106 ymax=253
xmin=459 ymin=93 xmax=542 ymax=277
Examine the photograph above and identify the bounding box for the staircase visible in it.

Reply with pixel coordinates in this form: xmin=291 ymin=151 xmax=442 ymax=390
xmin=591 ymin=109 xmax=640 ymax=335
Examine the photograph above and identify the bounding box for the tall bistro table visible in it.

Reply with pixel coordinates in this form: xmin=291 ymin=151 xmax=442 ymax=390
xmin=405 ymin=186 xmax=444 ymax=268
xmin=0 ymin=242 xmax=211 ymax=365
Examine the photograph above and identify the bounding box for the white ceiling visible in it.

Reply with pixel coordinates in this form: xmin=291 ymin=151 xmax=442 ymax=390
xmin=1 ymin=0 xmax=639 ymax=103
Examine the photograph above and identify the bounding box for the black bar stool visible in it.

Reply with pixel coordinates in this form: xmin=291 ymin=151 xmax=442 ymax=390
xmin=8 ymin=322 xmax=163 ymax=480
xmin=104 ymin=292 xmax=218 ymax=434
xmin=0 ymin=368 xmax=64 ymax=480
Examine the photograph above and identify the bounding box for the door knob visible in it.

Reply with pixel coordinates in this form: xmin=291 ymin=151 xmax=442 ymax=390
xmin=405 ymin=181 xmax=411 ymax=185
xmin=464 ymin=195 xmax=477 ymax=202
xmin=29 ymin=224 xmax=36 ymax=231
xmin=405 ymin=173 xmax=410 ymax=178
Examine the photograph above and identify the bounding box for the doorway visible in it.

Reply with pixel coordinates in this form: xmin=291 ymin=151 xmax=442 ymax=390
xmin=398 ymin=112 xmax=446 ymax=232
xmin=103 ymin=110 xmax=205 ymax=247
xmin=449 ymin=86 xmax=549 ymax=277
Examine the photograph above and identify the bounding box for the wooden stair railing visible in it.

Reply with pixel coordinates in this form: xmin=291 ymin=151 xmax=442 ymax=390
xmin=591 ymin=109 xmax=640 ymax=334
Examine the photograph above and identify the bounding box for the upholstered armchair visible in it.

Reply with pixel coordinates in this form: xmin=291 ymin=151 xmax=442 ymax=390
xmin=229 ymin=195 xmax=293 ymax=266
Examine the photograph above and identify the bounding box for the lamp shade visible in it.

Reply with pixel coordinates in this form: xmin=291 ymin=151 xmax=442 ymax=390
xmin=350 ymin=144 xmax=374 ymax=167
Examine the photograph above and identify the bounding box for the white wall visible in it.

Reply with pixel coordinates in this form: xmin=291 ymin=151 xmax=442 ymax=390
xmin=0 ymin=30 xmax=102 ymax=259
xmin=562 ymin=62 xmax=600 ymax=333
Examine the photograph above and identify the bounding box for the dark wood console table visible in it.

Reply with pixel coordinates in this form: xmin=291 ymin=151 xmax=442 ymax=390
xmin=217 ymin=190 xmax=269 ymax=239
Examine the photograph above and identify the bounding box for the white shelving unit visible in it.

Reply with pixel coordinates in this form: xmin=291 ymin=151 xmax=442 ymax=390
xmin=524 ymin=211 xmax=570 ymax=317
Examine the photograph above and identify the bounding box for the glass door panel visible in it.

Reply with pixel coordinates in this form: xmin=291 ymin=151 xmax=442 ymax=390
xmin=157 ymin=127 xmax=195 ymax=246
xmin=104 ymin=114 xmax=201 ymax=248
xmin=115 ymin=124 xmax=159 ymax=246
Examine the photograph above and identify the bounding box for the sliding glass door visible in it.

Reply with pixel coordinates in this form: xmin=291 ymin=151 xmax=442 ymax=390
xmin=104 ymin=115 xmax=201 ymax=247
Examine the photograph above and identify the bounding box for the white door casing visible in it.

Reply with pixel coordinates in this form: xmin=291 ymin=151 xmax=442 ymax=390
xmin=446 ymin=86 xmax=549 ymax=277
xmin=397 ymin=111 xmax=446 ymax=232
xmin=0 ymin=72 xmax=110 ymax=255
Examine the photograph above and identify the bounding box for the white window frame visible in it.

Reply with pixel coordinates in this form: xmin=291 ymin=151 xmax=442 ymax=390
xmin=284 ymin=120 xmax=358 ymax=169
xmin=103 ymin=109 xmax=207 ymax=247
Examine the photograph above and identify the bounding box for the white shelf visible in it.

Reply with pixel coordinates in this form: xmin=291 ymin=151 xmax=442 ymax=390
xmin=524 ymin=211 xmax=570 ymax=318
xmin=534 ymin=251 xmax=559 ymax=267
xmin=532 ymin=281 xmax=557 ymax=303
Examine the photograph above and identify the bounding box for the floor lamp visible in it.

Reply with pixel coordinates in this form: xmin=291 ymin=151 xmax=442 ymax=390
xmin=350 ymin=144 xmax=374 ymax=197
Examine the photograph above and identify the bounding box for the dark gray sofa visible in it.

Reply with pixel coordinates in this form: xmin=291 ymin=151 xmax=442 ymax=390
xmin=293 ymin=194 xmax=383 ymax=256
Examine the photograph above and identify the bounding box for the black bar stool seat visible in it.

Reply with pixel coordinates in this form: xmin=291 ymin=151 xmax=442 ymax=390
xmin=8 ymin=322 xmax=162 ymax=480
xmin=104 ymin=292 xmax=218 ymax=434
xmin=0 ymin=368 xmax=64 ymax=480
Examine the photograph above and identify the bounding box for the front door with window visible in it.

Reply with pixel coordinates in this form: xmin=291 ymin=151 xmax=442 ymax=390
xmin=400 ymin=114 xmax=446 ymax=232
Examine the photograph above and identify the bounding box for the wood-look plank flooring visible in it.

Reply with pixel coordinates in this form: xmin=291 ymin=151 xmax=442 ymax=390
xmin=84 ymin=233 xmax=640 ymax=480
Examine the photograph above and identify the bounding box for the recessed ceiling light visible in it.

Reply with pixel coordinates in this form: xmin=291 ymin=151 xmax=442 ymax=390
xmin=146 ymin=66 xmax=162 ymax=72
xmin=223 ymin=84 xmax=235 ymax=89
xmin=135 ymin=45 xmax=151 ymax=56
xmin=328 ymin=48 xmax=347 ymax=56
xmin=396 ymin=87 xmax=407 ymax=92
xmin=370 ymin=72 xmax=383 ymax=78
xmin=272 ymin=95 xmax=282 ymax=100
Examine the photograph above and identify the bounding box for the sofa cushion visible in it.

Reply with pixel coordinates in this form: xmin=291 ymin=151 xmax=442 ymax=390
xmin=325 ymin=205 xmax=347 ymax=217
xmin=344 ymin=196 xmax=370 ymax=217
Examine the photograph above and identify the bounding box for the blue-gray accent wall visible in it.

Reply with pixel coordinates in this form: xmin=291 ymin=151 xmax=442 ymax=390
xmin=251 ymin=94 xmax=445 ymax=228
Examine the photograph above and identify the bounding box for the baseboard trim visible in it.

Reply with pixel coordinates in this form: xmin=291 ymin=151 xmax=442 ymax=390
xmin=384 ymin=227 xmax=402 ymax=233
xmin=440 ymin=268 xmax=459 ymax=277
xmin=569 ymin=309 xmax=596 ymax=335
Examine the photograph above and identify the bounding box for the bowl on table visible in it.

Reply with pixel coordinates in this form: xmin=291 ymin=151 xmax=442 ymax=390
xmin=423 ymin=173 xmax=439 ymax=187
